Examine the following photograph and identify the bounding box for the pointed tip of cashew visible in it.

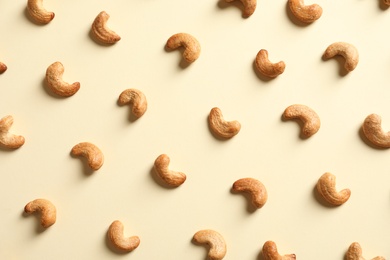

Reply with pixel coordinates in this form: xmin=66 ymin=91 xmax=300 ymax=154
xmin=288 ymin=0 xmax=322 ymax=23
xmin=118 ymin=88 xmax=148 ymax=118
xmin=323 ymin=42 xmax=359 ymax=72
xmin=166 ymin=33 xmax=201 ymax=63
xmin=91 ymin=11 xmax=121 ymax=45
xmin=46 ymin=62 xmax=80 ymax=97
xmin=283 ymin=104 xmax=320 ymax=138
xmin=24 ymin=199 xmax=56 ymax=228
xmin=208 ymin=107 xmax=241 ymax=139
xmin=108 ymin=220 xmax=140 ymax=252
xmin=232 ymin=178 xmax=268 ymax=208
xmin=346 ymin=242 xmax=385 ymax=260
xmin=27 ymin=0 xmax=55 ymax=24
xmin=362 ymin=113 xmax=390 ymax=148
xmin=71 ymin=142 xmax=104 ymax=170
xmin=153 ymin=154 xmax=186 ymax=187
xmin=262 ymin=241 xmax=296 ymax=260
xmin=255 ymin=49 xmax=286 ymax=78
xmin=0 ymin=115 xmax=25 ymax=149
xmin=0 ymin=62 xmax=7 ymax=73
xmin=193 ymin=229 xmax=227 ymax=260
xmin=316 ymin=172 xmax=351 ymax=206
xmin=225 ymin=0 xmax=257 ymax=17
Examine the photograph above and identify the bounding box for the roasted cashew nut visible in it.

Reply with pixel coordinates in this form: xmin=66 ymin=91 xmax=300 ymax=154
xmin=316 ymin=172 xmax=351 ymax=206
xmin=71 ymin=142 xmax=104 ymax=170
xmin=362 ymin=114 xmax=390 ymax=148
xmin=232 ymin=178 xmax=268 ymax=209
xmin=208 ymin=107 xmax=241 ymax=139
xmin=0 ymin=62 xmax=7 ymax=74
xmin=224 ymin=0 xmax=257 ymax=17
xmin=288 ymin=0 xmax=322 ymax=23
xmin=255 ymin=49 xmax=286 ymax=78
xmin=91 ymin=11 xmax=121 ymax=44
xmin=0 ymin=115 xmax=25 ymax=149
xmin=282 ymin=104 xmax=320 ymax=138
xmin=323 ymin=42 xmax=359 ymax=72
xmin=153 ymin=154 xmax=186 ymax=187
xmin=27 ymin=0 xmax=55 ymax=24
xmin=193 ymin=229 xmax=227 ymax=260
xmin=262 ymin=241 xmax=296 ymax=260
xmin=166 ymin=33 xmax=201 ymax=63
xmin=108 ymin=220 xmax=140 ymax=252
xmin=24 ymin=199 xmax=56 ymax=228
xmin=118 ymin=88 xmax=147 ymax=118
xmin=46 ymin=62 xmax=80 ymax=97
xmin=346 ymin=242 xmax=385 ymax=260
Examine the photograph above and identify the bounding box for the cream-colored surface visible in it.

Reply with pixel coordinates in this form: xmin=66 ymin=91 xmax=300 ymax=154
xmin=1 ymin=0 xmax=390 ymax=259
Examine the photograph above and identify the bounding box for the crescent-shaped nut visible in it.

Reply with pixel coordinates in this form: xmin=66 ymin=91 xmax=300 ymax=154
xmin=232 ymin=178 xmax=268 ymax=208
xmin=255 ymin=49 xmax=286 ymax=78
xmin=45 ymin=62 xmax=80 ymax=97
xmin=118 ymin=88 xmax=147 ymax=118
xmin=288 ymin=0 xmax=322 ymax=23
xmin=71 ymin=142 xmax=104 ymax=170
xmin=24 ymin=199 xmax=56 ymax=228
xmin=346 ymin=242 xmax=385 ymax=260
xmin=323 ymin=42 xmax=359 ymax=72
xmin=91 ymin=11 xmax=121 ymax=44
xmin=0 ymin=115 xmax=25 ymax=149
xmin=282 ymin=104 xmax=320 ymax=138
xmin=193 ymin=229 xmax=227 ymax=260
xmin=108 ymin=220 xmax=140 ymax=252
xmin=153 ymin=154 xmax=186 ymax=187
xmin=224 ymin=0 xmax=257 ymax=17
xmin=0 ymin=62 xmax=7 ymax=74
xmin=166 ymin=33 xmax=201 ymax=63
xmin=316 ymin=172 xmax=351 ymax=206
xmin=208 ymin=107 xmax=241 ymax=139
xmin=262 ymin=241 xmax=296 ymax=260
xmin=362 ymin=114 xmax=390 ymax=148
xmin=27 ymin=0 xmax=55 ymax=24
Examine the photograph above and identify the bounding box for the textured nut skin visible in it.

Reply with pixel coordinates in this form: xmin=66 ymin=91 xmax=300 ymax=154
xmin=0 ymin=62 xmax=7 ymax=73
xmin=316 ymin=172 xmax=351 ymax=206
xmin=24 ymin=199 xmax=56 ymax=228
xmin=46 ymin=62 xmax=80 ymax=97
xmin=208 ymin=107 xmax=241 ymax=139
xmin=71 ymin=142 xmax=104 ymax=170
xmin=362 ymin=114 xmax=390 ymax=148
xmin=383 ymin=0 xmax=390 ymax=5
xmin=224 ymin=0 xmax=257 ymax=17
xmin=91 ymin=11 xmax=121 ymax=44
xmin=0 ymin=115 xmax=25 ymax=149
xmin=108 ymin=220 xmax=140 ymax=252
xmin=255 ymin=49 xmax=285 ymax=78
xmin=283 ymin=104 xmax=320 ymax=138
xmin=288 ymin=0 xmax=322 ymax=23
xmin=346 ymin=242 xmax=385 ymax=260
xmin=262 ymin=241 xmax=296 ymax=260
xmin=193 ymin=229 xmax=227 ymax=260
xmin=27 ymin=0 xmax=55 ymax=24
xmin=232 ymin=178 xmax=268 ymax=208
xmin=166 ymin=33 xmax=201 ymax=63
xmin=118 ymin=89 xmax=147 ymax=118
xmin=323 ymin=42 xmax=359 ymax=72
xmin=153 ymin=154 xmax=186 ymax=187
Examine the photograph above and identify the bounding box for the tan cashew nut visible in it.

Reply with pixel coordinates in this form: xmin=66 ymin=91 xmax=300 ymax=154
xmin=24 ymin=199 xmax=56 ymax=228
xmin=232 ymin=178 xmax=268 ymax=208
xmin=288 ymin=0 xmax=322 ymax=23
xmin=46 ymin=62 xmax=80 ymax=97
xmin=255 ymin=49 xmax=286 ymax=78
xmin=108 ymin=220 xmax=140 ymax=252
xmin=362 ymin=113 xmax=390 ymax=148
xmin=153 ymin=154 xmax=186 ymax=187
xmin=118 ymin=88 xmax=147 ymax=118
xmin=0 ymin=115 xmax=25 ymax=149
xmin=91 ymin=11 xmax=121 ymax=44
xmin=316 ymin=172 xmax=351 ymax=206
xmin=166 ymin=33 xmax=201 ymax=63
xmin=262 ymin=241 xmax=296 ymax=260
xmin=208 ymin=107 xmax=241 ymax=139
xmin=27 ymin=0 xmax=55 ymax=24
xmin=193 ymin=229 xmax=227 ymax=260
xmin=224 ymin=0 xmax=257 ymax=17
xmin=282 ymin=104 xmax=320 ymax=138
xmin=346 ymin=242 xmax=385 ymax=260
xmin=0 ymin=62 xmax=7 ymax=74
xmin=323 ymin=42 xmax=359 ymax=72
xmin=71 ymin=142 xmax=104 ymax=170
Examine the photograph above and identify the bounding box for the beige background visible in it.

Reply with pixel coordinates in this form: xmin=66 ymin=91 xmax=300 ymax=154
xmin=1 ymin=0 xmax=390 ymax=259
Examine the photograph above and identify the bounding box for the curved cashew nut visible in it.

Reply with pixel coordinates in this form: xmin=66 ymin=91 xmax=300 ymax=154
xmin=166 ymin=33 xmax=201 ymax=63
xmin=91 ymin=11 xmax=121 ymax=44
xmin=27 ymin=0 xmax=55 ymax=24
xmin=362 ymin=114 xmax=390 ymax=148
xmin=108 ymin=220 xmax=140 ymax=252
xmin=0 ymin=62 xmax=7 ymax=74
xmin=46 ymin=62 xmax=80 ymax=97
xmin=71 ymin=142 xmax=104 ymax=170
xmin=193 ymin=229 xmax=227 ymax=260
xmin=288 ymin=0 xmax=322 ymax=23
xmin=255 ymin=49 xmax=286 ymax=78
xmin=208 ymin=107 xmax=241 ymax=139
xmin=0 ymin=115 xmax=25 ymax=149
xmin=225 ymin=0 xmax=257 ymax=17
xmin=282 ymin=104 xmax=320 ymax=138
xmin=118 ymin=88 xmax=147 ymax=118
xmin=346 ymin=242 xmax=385 ymax=260
xmin=24 ymin=199 xmax=56 ymax=228
xmin=153 ymin=154 xmax=186 ymax=187
xmin=232 ymin=178 xmax=268 ymax=208
xmin=262 ymin=241 xmax=296 ymax=260
xmin=316 ymin=172 xmax=351 ymax=206
xmin=323 ymin=42 xmax=359 ymax=72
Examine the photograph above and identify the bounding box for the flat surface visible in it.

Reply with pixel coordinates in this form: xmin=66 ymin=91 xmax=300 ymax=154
xmin=1 ymin=0 xmax=390 ymax=259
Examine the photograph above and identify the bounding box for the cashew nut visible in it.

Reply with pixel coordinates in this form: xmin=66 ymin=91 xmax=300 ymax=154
xmin=282 ymin=104 xmax=320 ymax=138
xmin=118 ymin=88 xmax=147 ymax=118
xmin=27 ymin=0 xmax=55 ymax=24
xmin=362 ymin=113 xmax=390 ymax=148
xmin=288 ymin=0 xmax=322 ymax=23
xmin=71 ymin=142 xmax=104 ymax=170
xmin=153 ymin=154 xmax=186 ymax=187
xmin=255 ymin=49 xmax=286 ymax=78
xmin=323 ymin=42 xmax=359 ymax=72
xmin=232 ymin=178 xmax=268 ymax=208
xmin=208 ymin=107 xmax=241 ymax=139
xmin=91 ymin=11 xmax=121 ymax=44
xmin=316 ymin=172 xmax=351 ymax=206
xmin=24 ymin=199 xmax=56 ymax=228
xmin=224 ymin=0 xmax=257 ymax=17
xmin=107 ymin=220 xmax=140 ymax=252
xmin=262 ymin=241 xmax=296 ymax=260
xmin=166 ymin=33 xmax=201 ymax=63
xmin=0 ymin=115 xmax=25 ymax=149
xmin=193 ymin=229 xmax=227 ymax=260
xmin=45 ymin=62 xmax=80 ymax=97
xmin=346 ymin=242 xmax=385 ymax=260
xmin=0 ymin=62 xmax=7 ymax=74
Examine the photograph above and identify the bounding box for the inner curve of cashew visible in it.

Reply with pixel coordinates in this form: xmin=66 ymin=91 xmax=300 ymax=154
xmin=91 ymin=11 xmax=121 ymax=44
xmin=71 ymin=142 xmax=104 ymax=170
xmin=262 ymin=241 xmax=296 ymax=260
xmin=108 ymin=220 xmax=140 ymax=252
xmin=24 ymin=198 xmax=56 ymax=228
xmin=362 ymin=114 xmax=390 ymax=148
xmin=0 ymin=115 xmax=25 ymax=149
xmin=27 ymin=0 xmax=55 ymax=24
xmin=118 ymin=88 xmax=148 ymax=118
xmin=255 ymin=49 xmax=286 ymax=78
xmin=316 ymin=172 xmax=351 ymax=206
xmin=232 ymin=178 xmax=268 ymax=209
xmin=346 ymin=242 xmax=385 ymax=260
xmin=46 ymin=62 xmax=80 ymax=97
xmin=323 ymin=42 xmax=359 ymax=72
xmin=224 ymin=0 xmax=257 ymax=17
xmin=153 ymin=154 xmax=186 ymax=187
xmin=282 ymin=104 xmax=320 ymax=138
xmin=208 ymin=107 xmax=241 ymax=139
xmin=288 ymin=0 xmax=322 ymax=23
xmin=166 ymin=33 xmax=201 ymax=63
xmin=193 ymin=229 xmax=227 ymax=260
